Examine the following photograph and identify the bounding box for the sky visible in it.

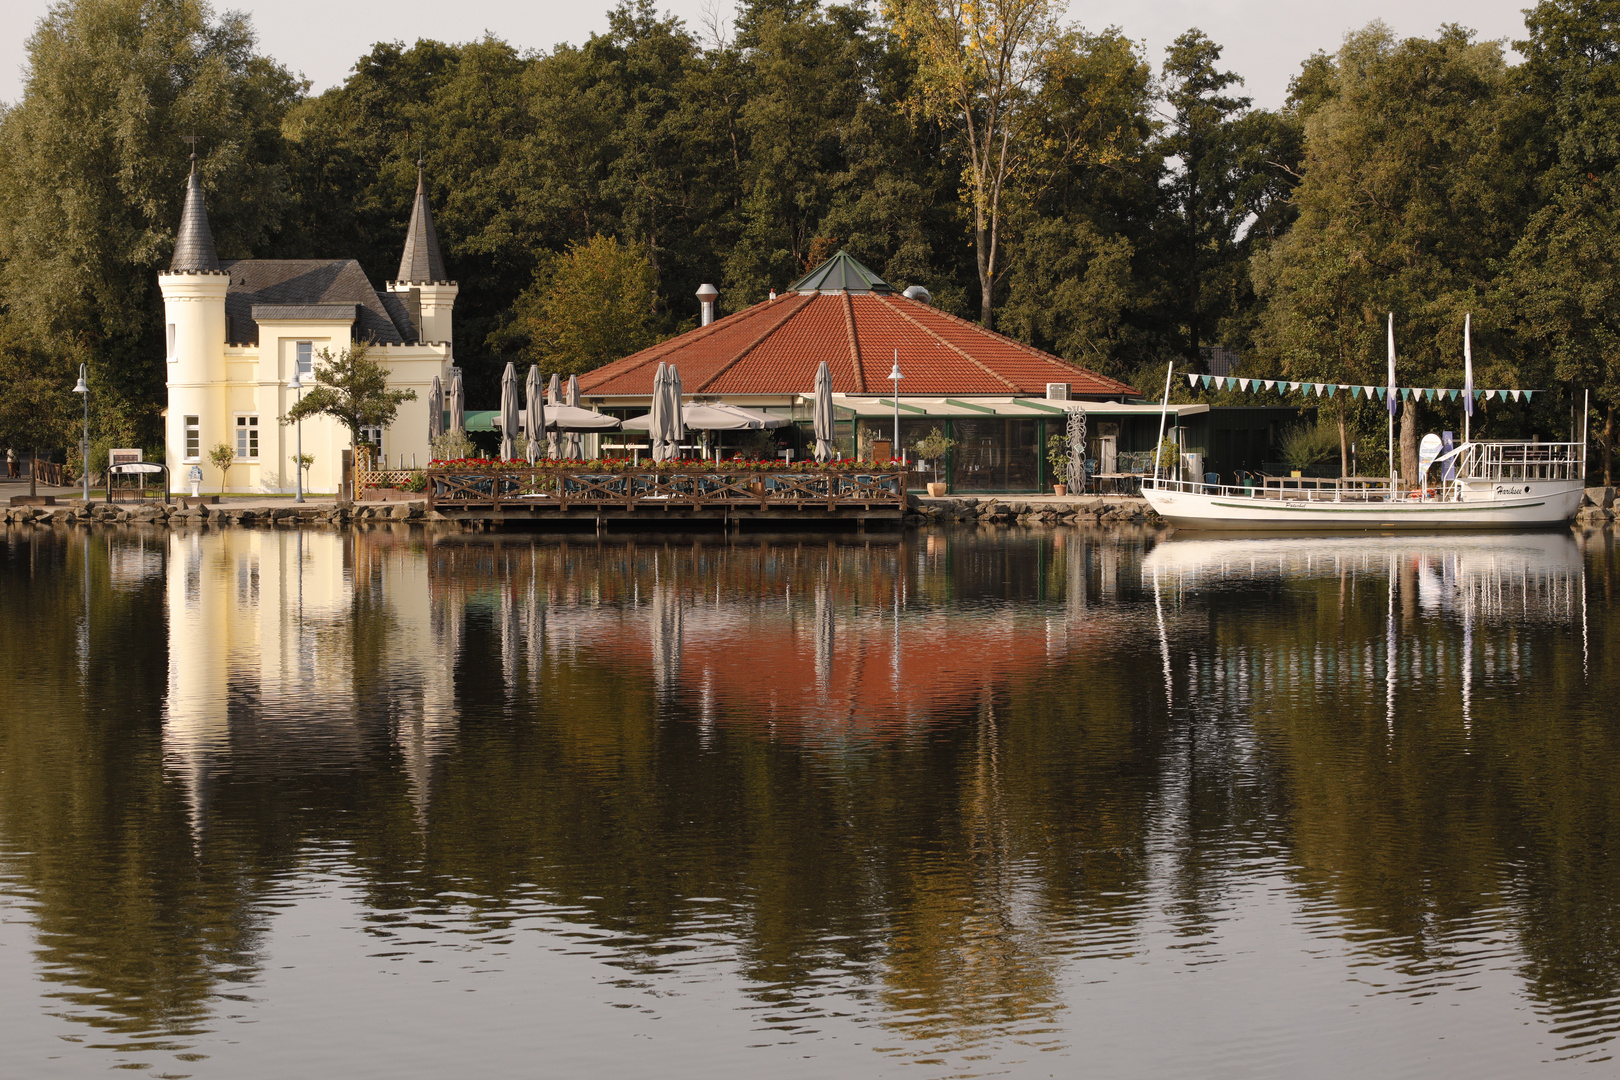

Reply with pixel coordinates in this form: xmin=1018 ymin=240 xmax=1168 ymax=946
xmin=2 ymin=0 xmax=1535 ymax=111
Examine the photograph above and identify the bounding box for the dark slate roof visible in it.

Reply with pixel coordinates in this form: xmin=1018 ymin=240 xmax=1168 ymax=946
xmin=171 ymin=169 xmax=221 ymax=272
xmin=396 ymin=168 xmax=447 ymax=283
xmin=786 ymin=250 xmax=892 ymax=294
xmin=251 ymin=304 xmax=361 ymax=322
xmin=221 ymin=260 xmax=412 ymax=345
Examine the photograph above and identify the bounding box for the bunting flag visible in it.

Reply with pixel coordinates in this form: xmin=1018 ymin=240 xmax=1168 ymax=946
xmin=1177 ymin=368 xmax=1539 ymax=401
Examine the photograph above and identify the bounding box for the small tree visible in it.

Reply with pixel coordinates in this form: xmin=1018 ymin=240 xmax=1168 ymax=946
xmin=292 ymin=452 xmax=314 ymax=490
xmin=208 ymin=443 xmax=234 ymax=494
xmin=284 ymin=342 xmax=417 ymax=453
xmin=912 ymin=427 xmax=956 ymax=484
xmin=430 ymin=430 xmax=476 ymax=462
xmin=1045 ymin=433 xmax=1072 ymax=488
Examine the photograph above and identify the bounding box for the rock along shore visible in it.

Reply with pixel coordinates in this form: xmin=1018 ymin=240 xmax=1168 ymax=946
xmin=3 ymin=495 xmax=1167 ymax=530
xmin=2 ymin=501 xmax=434 ymax=527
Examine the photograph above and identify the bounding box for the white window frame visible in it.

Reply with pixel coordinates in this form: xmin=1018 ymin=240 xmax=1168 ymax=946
xmin=358 ymin=424 xmax=383 ymax=448
xmin=183 ymin=415 xmax=200 ymax=462
xmin=295 ymin=341 xmax=314 ymax=378
xmin=235 ymin=414 xmax=260 ymax=460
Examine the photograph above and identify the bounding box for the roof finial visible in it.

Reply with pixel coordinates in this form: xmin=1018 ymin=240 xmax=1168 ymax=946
xmin=181 ymin=134 xmax=200 ymax=174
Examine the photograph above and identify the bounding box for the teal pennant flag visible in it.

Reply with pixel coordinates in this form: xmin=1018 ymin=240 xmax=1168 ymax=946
xmin=1525 ymin=390 xmax=1535 ymax=401
xmin=1376 ymin=387 xmax=1387 ymax=401
xmin=1425 ymin=388 xmax=1436 ymax=401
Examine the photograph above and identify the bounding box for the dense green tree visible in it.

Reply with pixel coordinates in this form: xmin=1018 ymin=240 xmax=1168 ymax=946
xmin=0 ymin=0 xmax=301 ymax=447
xmin=1251 ymin=24 xmax=1523 ymax=483
xmin=501 ymin=234 xmax=663 ymax=375
xmin=1501 ymin=1 xmax=1620 ymax=481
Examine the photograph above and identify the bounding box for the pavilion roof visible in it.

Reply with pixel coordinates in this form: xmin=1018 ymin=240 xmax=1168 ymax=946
xmin=576 ymin=289 xmax=1138 ymax=399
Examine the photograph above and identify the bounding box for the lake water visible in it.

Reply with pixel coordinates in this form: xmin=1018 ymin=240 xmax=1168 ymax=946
xmin=1 ymin=522 xmax=1617 ymax=1078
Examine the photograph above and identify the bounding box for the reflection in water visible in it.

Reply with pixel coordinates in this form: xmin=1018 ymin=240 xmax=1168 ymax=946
xmin=0 ymin=524 xmax=1618 ymax=1077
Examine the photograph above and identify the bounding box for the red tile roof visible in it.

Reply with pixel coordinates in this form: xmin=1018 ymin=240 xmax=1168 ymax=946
xmin=576 ymin=292 xmax=1138 ymax=398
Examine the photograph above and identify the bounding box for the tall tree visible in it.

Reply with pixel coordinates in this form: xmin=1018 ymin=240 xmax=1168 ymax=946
xmin=1156 ymin=31 xmax=1256 ymax=365
xmin=1251 ymin=23 xmax=1522 ymax=483
xmin=1502 ymin=1 xmax=1620 ymax=481
xmin=0 ymin=0 xmax=300 ymax=447
xmin=883 ymin=0 xmax=1063 ymax=328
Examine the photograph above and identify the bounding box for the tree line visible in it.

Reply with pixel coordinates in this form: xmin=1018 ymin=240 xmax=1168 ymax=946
xmin=2 ymin=0 xmax=1619 ymax=481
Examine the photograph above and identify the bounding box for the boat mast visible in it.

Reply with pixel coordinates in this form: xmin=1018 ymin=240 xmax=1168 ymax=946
xmin=1153 ymin=360 xmax=1174 ymax=482
xmin=1387 ymin=314 xmax=1397 ymax=487
xmin=1463 ymin=313 xmax=1473 ymax=445
xmin=1583 ymin=388 xmax=1590 ymax=481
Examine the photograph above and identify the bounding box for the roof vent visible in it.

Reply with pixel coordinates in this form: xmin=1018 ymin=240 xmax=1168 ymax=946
xmin=1046 ymin=383 xmax=1070 ymax=401
xmin=903 ymin=285 xmax=932 ymax=305
xmin=696 ymin=283 xmax=718 ymax=326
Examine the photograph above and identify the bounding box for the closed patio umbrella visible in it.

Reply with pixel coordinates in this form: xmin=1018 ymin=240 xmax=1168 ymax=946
xmin=525 ymin=365 xmax=544 ymax=462
xmin=499 ymin=362 xmax=519 ymax=460
xmin=428 ymin=375 xmax=444 ymax=442
xmin=665 ymin=365 xmax=684 ymax=460
xmin=813 ymin=360 xmax=835 ymax=462
xmin=649 ymin=363 xmax=668 ymax=462
xmin=547 ymin=373 xmax=563 ymax=458
xmin=564 ymin=375 xmax=583 ymax=460
xmin=449 ymin=370 xmax=465 ymax=434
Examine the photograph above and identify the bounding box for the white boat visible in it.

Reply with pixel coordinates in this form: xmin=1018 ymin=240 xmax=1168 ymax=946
xmin=1141 ymin=439 xmax=1585 ymax=531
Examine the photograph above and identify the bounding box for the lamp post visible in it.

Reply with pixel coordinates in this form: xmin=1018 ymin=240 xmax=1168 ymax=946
xmin=72 ymin=363 xmax=89 ymax=502
xmin=287 ymin=370 xmax=305 ymax=503
xmin=888 ymin=350 xmax=904 ymax=465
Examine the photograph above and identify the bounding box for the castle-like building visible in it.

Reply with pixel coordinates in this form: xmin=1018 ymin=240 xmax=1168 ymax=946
xmin=160 ymin=160 xmax=455 ymax=493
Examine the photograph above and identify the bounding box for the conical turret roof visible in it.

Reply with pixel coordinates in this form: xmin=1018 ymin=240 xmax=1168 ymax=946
xmin=396 ymin=166 xmax=447 ymax=283
xmin=170 ymin=163 xmax=220 ymax=272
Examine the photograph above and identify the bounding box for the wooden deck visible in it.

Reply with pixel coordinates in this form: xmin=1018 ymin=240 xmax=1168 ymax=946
xmin=425 ymin=467 xmax=907 ymax=528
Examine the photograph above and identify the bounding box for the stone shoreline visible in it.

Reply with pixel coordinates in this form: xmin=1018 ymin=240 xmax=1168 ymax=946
xmin=907 ymin=495 xmax=1164 ymax=527
xmin=3 ymin=500 xmax=433 ymax=526
xmin=7 ymin=490 xmax=1614 ymax=530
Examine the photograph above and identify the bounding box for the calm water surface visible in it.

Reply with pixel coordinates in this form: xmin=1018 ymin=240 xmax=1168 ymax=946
xmin=1 ymin=522 xmax=1617 ymax=1078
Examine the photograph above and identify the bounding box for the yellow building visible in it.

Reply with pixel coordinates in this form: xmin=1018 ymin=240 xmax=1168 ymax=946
xmin=160 ymin=158 xmax=457 ymax=493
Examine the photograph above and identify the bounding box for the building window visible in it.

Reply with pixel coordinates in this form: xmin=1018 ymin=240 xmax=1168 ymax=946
xmin=184 ymin=415 xmax=200 ymax=461
xmin=296 ymin=341 xmax=314 ymax=378
xmin=236 ymin=415 xmax=259 ymax=460
xmin=358 ymin=424 xmax=383 ymax=448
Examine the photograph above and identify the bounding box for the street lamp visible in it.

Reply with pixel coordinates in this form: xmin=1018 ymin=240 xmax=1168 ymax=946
xmin=888 ymin=349 xmax=904 ymax=465
xmin=286 ymin=369 xmax=305 ymax=503
xmin=72 ymin=364 xmax=89 ymax=502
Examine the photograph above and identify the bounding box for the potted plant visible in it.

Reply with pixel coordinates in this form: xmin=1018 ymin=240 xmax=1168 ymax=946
xmin=1045 ymin=434 xmax=1073 ymax=496
xmin=911 ymin=427 xmax=956 ymax=497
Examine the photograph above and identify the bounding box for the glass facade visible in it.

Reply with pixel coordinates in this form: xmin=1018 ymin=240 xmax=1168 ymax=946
xmin=952 ymin=418 xmax=1040 ymax=492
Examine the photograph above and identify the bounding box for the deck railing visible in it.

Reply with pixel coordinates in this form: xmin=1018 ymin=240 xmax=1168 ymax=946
xmin=426 ymin=467 xmax=907 ymax=511
xmin=1459 ymin=441 xmax=1584 ymax=481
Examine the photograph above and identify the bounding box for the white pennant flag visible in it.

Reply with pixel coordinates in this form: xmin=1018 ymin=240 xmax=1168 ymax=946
xmin=1263 ymin=379 xmax=1275 ymax=391
xmin=1240 ymin=378 xmax=1252 ymax=392
xmin=1187 ymin=373 xmax=1200 ymax=389
xmin=1511 ymin=388 xmax=1522 ymax=402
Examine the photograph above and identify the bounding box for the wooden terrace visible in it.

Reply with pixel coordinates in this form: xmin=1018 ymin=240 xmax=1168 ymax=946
xmin=423 ymin=466 xmax=908 ymax=529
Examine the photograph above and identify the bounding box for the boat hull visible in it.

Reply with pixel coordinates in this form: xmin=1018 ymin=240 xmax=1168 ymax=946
xmin=1142 ymin=482 xmax=1584 ymax=531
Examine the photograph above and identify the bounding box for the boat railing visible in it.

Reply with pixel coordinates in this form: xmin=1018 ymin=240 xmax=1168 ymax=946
xmin=1144 ymin=475 xmax=1426 ymax=503
xmin=1457 ymin=440 xmax=1584 ymax=481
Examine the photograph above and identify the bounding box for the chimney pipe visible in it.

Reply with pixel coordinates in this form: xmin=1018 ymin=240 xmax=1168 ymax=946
xmin=696 ymin=283 xmax=719 ymax=326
